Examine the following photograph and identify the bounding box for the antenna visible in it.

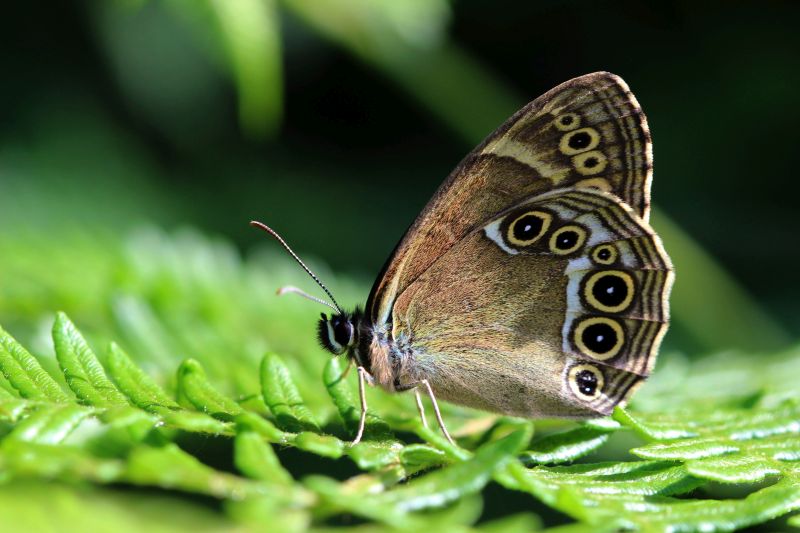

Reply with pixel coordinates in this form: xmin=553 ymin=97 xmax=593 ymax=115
xmin=277 ymin=286 xmax=339 ymax=313
xmin=250 ymin=220 xmax=343 ymax=314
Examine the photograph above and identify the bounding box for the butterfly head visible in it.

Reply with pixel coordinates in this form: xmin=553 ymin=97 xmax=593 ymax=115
xmin=249 ymin=221 xmax=369 ymax=363
xmin=318 ymin=311 xmax=357 ymax=355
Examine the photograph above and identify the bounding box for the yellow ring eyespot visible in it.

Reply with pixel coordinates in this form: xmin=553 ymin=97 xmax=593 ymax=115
xmin=573 ymin=317 xmax=625 ymax=361
xmin=573 ymin=150 xmax=608 ymax=175
xmin=576 ymin=177 xmax=612 ymax=192
xmin=506 ymin=210 xmax=552 ymax=246
xmin=548 ymin=225 xmax=587 ymax=255
xmin=559 ymin=127 xmax=601 ymax=155
xmin=568 ymin=364 xmax=605 ymax=400
xmin=582 ymin=270 xmax=635 ymax=314
xmin=591 ymin=244 xmax=618 ymax=265
xmin=554 ymin=113 xmax=581 ymax=131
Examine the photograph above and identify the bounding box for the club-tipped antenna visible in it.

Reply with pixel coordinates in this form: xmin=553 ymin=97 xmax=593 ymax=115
xmin=250 ymin=220 xmax=343 ymax=314
xmin=277 ymin=285 xmax=339 ymax=313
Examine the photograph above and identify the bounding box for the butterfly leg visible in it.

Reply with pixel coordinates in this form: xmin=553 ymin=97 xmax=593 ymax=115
xmin=414 ymin=389 xmax=428 ymax=429
xmin=397 ymin=380 xmax=454 ymax=444
xmin=352 ymin=365 xmax=369 ymax=445
xmin=421 ymin=379 xmax=454 ymax=445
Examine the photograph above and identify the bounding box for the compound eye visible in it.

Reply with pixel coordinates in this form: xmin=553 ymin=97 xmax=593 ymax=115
xmin=319 ymin=315 xmax=355 ymax=355
xmin=333 ymin=319 xmax=354 ymax=348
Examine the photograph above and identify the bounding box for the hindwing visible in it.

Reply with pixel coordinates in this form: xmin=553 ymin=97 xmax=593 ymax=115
xmin=389 ymin=189 xmax=672 ymax=417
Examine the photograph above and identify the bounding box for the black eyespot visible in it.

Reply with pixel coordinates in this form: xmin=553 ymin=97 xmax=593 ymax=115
xmin=584 ymin=157 xmax=599 ymax=168
xmin=568 ymin=131 xmax=591 ymax=150
xmin=560 ymin=115 xmax=574 ymax=126
xmin=575 ymin=369 xmax=598 ymax=396
xmin=581 ymin=322 xmax=618 ymax=355
xmin=591 ymin=274 xmax=629 ymax=308
xmin=591 ymin=245 xmax=618 ymax=266
xmin=513 ymin=214 xmax=545 ymax=241
xmin=555 ymin=230 xmax=579 ymax=250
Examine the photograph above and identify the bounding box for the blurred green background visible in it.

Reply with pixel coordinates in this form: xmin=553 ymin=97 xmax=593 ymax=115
xmin=2 ymin=0 xmax=799 ymax=355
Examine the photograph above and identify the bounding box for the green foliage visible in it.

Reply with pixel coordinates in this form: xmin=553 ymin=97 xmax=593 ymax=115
xmin=0 ymin=230 xmax=798 ymax=531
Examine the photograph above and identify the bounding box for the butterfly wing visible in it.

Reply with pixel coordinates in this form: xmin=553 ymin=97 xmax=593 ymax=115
xmin=368 ymin=72 xmax=653 ymax=326
xmin=389 ymin=188 xmax=672 ymax=417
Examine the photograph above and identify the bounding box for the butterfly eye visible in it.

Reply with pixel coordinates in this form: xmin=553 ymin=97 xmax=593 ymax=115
xmin=559 ymin=127 xmax=601 ymax=155
xmin=548 ymin=225 xmax=587 ymax=255
xmin=592 ymin=244 xmax=618 ymax=265
xmin=333 ymin=319 xmax=354 ymax=348
xmin=568 ymin=364 xmax=605 ymax=400
xmin=582 ymin=270 xmax=635 ymax=313
xmin=572 ymin=317 xmax=625 ymax=361
xmin=318 ymin=315 xmax=354 ymax=355
xmin=506 ymin=210 xmax=552 ymax=247
xmin=554 ymin=112 xmax=581 ymax=131
xmin=573 ymin=150 xmax=608 ymax=176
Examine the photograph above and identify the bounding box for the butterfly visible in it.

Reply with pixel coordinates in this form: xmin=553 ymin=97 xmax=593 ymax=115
xmin=252 ymin=72 xmax=673 ymax=444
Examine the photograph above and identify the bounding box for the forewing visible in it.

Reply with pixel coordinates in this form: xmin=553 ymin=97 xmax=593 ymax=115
xmin=369 ymin=72 xmax=653 ymax=325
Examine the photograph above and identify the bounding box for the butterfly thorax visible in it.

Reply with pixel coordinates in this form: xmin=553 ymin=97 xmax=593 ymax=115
xmin=361 ymin=320 xmax=409 ymax=391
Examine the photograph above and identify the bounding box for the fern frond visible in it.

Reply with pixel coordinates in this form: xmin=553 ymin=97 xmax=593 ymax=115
xmin=0 ymin=230 xmax=798 ymax=531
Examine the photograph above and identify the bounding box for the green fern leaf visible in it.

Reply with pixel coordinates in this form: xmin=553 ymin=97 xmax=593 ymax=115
xmin=1 ymin=228 xmax=799 ymax=531
xmin=260 ymin=352 xmax=320 ymax=433
xmin=176 ymin=358 xmax=242 ymax=419
xmin=0 ymin=324 xmax=69 ymax=402
xmin=106 ymin=342 xmax=179 ymax=414
xmin=53 ymin=313 xmax=128 ymax=407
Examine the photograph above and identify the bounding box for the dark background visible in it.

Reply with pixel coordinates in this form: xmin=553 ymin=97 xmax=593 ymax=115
xmin=2 ymin=0 xmax=799 ymax=352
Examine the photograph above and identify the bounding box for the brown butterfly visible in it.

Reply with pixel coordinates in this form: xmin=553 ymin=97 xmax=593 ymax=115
xmin=253 ymin=72 xmax=673 ymax=444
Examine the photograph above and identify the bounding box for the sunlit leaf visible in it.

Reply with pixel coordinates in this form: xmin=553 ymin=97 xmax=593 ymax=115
xmin=0 ymin=237 xmax=796 ymax=531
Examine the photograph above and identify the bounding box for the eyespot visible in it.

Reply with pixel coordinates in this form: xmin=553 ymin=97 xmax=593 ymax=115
xmin=582 ymin=270 xmax=635 ymax=313
xmin=554 ymin=113 xmax=581 ymax=132
xmin=573 ymin=150 xmax=608 ymax=175
xmin=575 ymin=177 xmax=612 ymax=192
xmin=568 ymin=364 xmax=605 ymax=400
xmin=506 ymin=210 xmax=553 ymax=247
xmin=559 ymin=127 xmax=600 ymax=155
xmin=591 ymin=244 xmax=618 ymax=265
xmin=548 ymin=225 xmax=587 ymax=255
xmin=573 ymin=317 xmax=625 ymax=360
